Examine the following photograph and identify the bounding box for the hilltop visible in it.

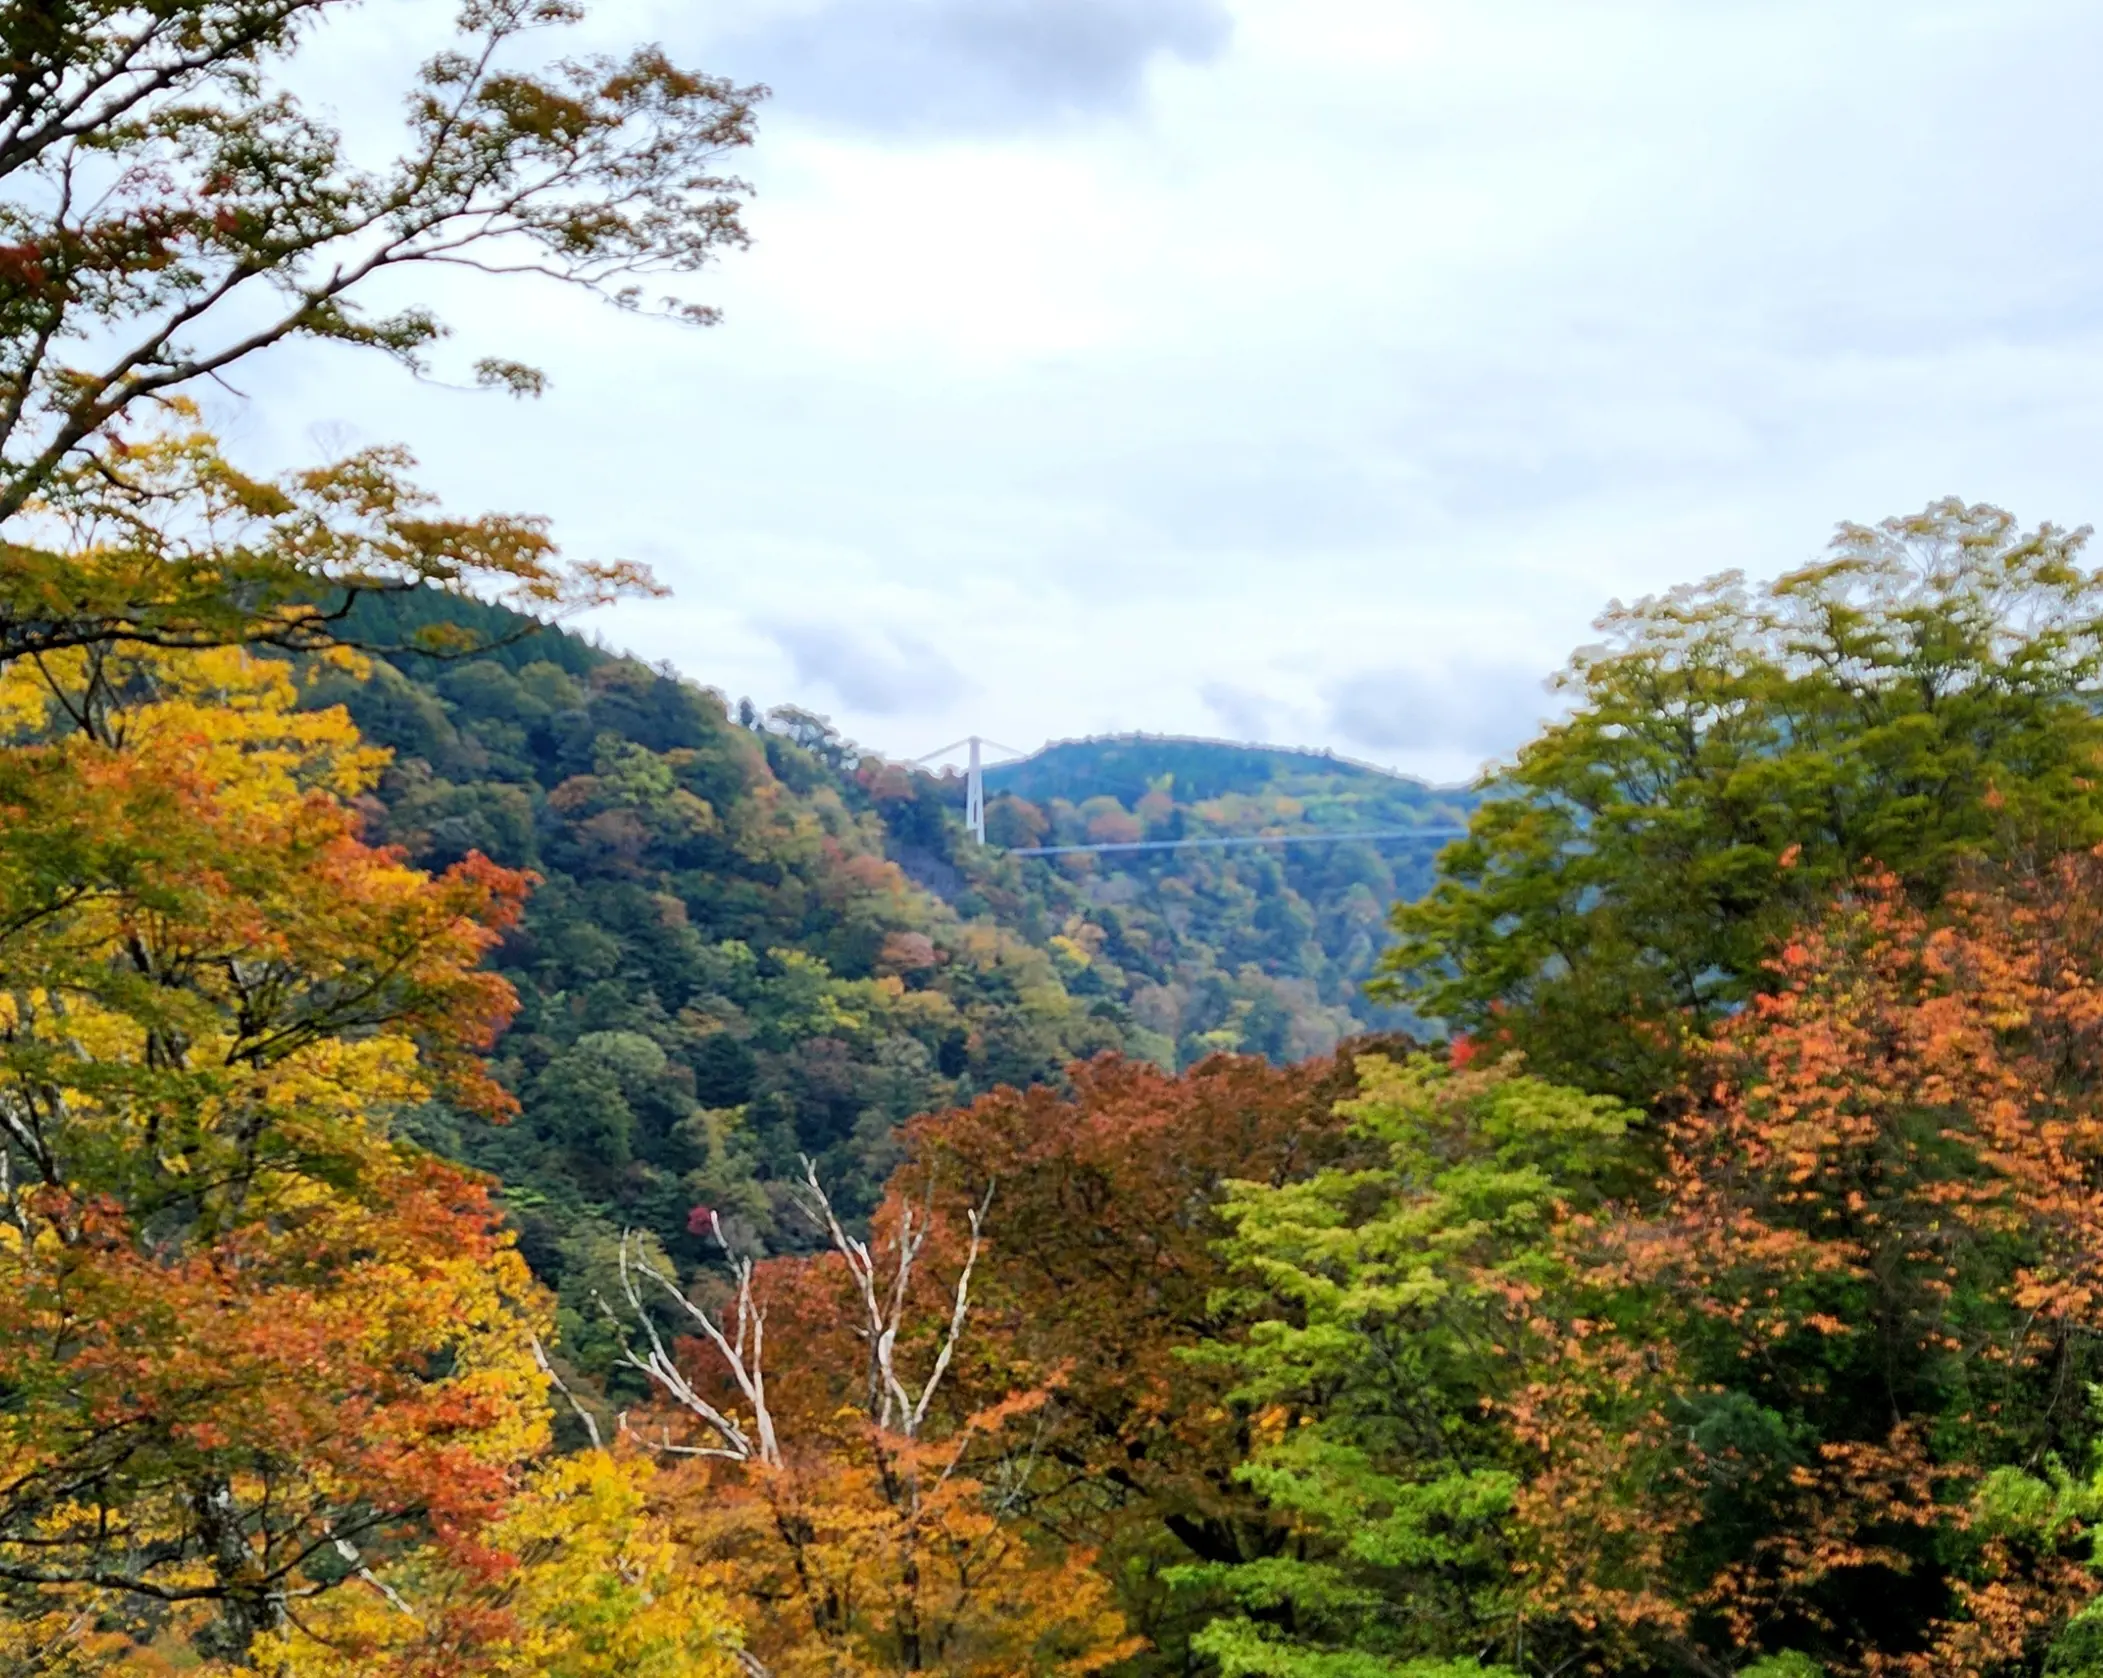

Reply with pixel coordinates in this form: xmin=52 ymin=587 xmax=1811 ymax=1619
xmin=967 ymin=732 xmax=1476 ymax=1068
xmin=985 ymin=732 xmax=1447 ymax=810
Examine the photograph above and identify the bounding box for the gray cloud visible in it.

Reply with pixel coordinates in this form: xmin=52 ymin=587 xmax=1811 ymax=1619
xmin=268 ymin=0 xmax=2103 ymax=784
xmin=1326 ymin=663 xmax=1559 ymax=764
xmin=1199 ymin=680 xmax=1280 ymax=741
xmin=768 ymin=620 xmax=969 ymax=715
xmin=711 ymin=0 xmax=1231 ymax=134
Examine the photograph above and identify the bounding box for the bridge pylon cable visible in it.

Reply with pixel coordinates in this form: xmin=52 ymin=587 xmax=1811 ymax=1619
xmin=912 ymin=735 xmax=1034 ymax=845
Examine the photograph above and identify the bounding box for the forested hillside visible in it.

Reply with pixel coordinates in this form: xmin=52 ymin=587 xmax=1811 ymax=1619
xmin=983 ymin=733 xmax=1474 ymax=1052
xmin=311 ymin=600 xmax=1468 ymax=1371
xmin=310 ymin=598 xmax=1113 ymax=1341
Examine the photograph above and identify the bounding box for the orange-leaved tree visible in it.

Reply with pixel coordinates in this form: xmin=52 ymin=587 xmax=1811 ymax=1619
xmin=892 ymin=1048 xmax=1386 ymax=1662
xmin=608 ymin=1159 xmax=1139 ymax=1677
xmin=1510 ymin=860 xmax=2103 ymax=1676
xmin=0 ymin=641 xmax=553 ymax=1661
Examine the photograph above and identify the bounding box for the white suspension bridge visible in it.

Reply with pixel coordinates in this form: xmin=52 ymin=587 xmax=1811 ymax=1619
xmin=913 ymin=736 xmax=1470 ymax=858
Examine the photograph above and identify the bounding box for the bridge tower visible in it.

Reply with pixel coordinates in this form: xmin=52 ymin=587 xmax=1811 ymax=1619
xmin=964 ymin=736 xmax=985 ymax=845
xmin=914 ymin=735 xmax=1026 ymax=844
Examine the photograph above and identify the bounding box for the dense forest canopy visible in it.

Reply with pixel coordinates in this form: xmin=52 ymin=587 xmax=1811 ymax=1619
xmin=1387 ymin=499 xmax=2103 ymax=1097
xmin=299 ymin=602 xmax=1475 ymax=1376
xmin=16 ymin=5 xmax=2103 ymax=1677
xmin=979 ymin=732 xmax=1474 ymax=1046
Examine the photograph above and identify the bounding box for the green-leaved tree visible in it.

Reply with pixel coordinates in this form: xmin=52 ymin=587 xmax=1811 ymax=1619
xmin=1185 ymin=1053 xmax=1634 ymax=1678
xmin=1380 ymin=498 xmax=2103 ymax=1097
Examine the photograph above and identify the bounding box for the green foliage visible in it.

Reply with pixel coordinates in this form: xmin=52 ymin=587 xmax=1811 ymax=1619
xmin=1184 ymin=1054 xmax=1634 ymax=1677
xmin=337 ymin=588 xmax=606 ymax=678
xmin=2048 ymin=1607 xmax=2103 ymax=1676
xmin=308 ymin=617 xmax=1142 ymax=1377
xmin=974 ymin=735 xmax=1476 ymax=1068
xmin=1381 ymin=499 xmax=2103 ymax=1095
xmin=1741 ymin=1658 xmax=1825 ymax=1678
xmin=988 ymin=736 xmax=1425 ymax=806
xmin=1191 ymin=1617 xmax=1513 ymax=1678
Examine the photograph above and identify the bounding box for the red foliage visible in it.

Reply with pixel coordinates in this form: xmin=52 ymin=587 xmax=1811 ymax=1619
xmin=897 ymin=1048 xmax=1388 ymax=1573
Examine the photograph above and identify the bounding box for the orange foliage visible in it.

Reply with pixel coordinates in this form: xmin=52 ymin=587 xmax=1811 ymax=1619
xmin=890 ymin=1050 xmax=1382 ymax=1630
xmin=1511 ymin=860 xmax=2103 ymax=1676
xmin=630 ymin=1183 xmax=1139 ymax=1674
xmin=670 ymin=1438 xmax=1135 ymax=1677
xmin=0 ymin=649 xmax=548 ymax=1653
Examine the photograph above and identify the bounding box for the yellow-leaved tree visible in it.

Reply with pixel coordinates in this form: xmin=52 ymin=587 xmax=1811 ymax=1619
xmin=0 ymin=622 xmax=738 ymax=1671
xmin=251 ymin=1451 xmax=740 ymax=1678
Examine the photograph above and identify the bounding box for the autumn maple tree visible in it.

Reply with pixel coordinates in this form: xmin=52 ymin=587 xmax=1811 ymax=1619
xmin=1187 ymin=841 xmax=2103 ymax=1677
xmin=0 ymin=640 xmax=558 ymax=1660
xmin=1505 ymin=860 xmax=2103 ymax=1676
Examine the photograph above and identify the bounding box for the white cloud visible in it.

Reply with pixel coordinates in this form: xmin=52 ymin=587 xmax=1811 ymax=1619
xmin=226 ymin=0 xmax=2103 ymax=782
xmin=766 ymin=621 xmax=970 ymax=716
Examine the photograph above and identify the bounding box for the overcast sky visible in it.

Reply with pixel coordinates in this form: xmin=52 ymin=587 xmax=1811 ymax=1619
xmin=236 ymin=0 xmax=2103 ymax=785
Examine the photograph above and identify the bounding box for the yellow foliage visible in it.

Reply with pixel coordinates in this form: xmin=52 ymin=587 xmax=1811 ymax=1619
xmin=0 ymin=642 xmax=388 ymax=801
xmin=0 ymin=1605 xmax=136 ymax=1674
xmin=1048 ymin=934 xmax=1093 ymax=972
xmin=250 ymin=1452 xmax=743 ymax=1678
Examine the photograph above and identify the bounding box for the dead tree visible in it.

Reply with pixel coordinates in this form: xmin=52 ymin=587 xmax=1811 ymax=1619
xmin=611 ymin=1156 xmax=991 ymax=1464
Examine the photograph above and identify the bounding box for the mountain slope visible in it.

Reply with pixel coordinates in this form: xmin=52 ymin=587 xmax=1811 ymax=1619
xmin=971 ymin=734 xmax=1476 ymax=1062
xmin=986 ymin=733 xmax=1439 ymax=808
xmin=308 ymin=602 xmax=1124 ymax=1380
xmin=304 ymin=602 xmax=1473 ymax=1380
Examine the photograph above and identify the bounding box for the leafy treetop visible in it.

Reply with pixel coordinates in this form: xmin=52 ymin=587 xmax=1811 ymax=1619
xmin=0 ymin=0 xmax=755 ymax=663
xmin=1383 ymin=498 xmax=2103 ymax=1096
xmin=0 ymin=0 xmax=759 ymax=518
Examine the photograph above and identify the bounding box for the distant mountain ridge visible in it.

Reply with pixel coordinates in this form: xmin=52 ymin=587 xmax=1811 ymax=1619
xmin=985 ymin=732 xmax=1459 ymax=812
xmin=965 ymin=730 xmax=1478 ymax=1074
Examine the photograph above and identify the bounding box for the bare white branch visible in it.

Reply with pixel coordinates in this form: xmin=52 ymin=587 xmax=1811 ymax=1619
xmin=323 ymin=1523 xmax=418 ymax=1621
xmin=603 ymin=1161 xmax=996 ymax=1486
xmin=529 ymin=1334 xmax=603 ymax=1451
xmin=727 ymin=1646 xmax=773 ymax=1678
xmin=792 ymin=1156 xmax=916 ymax=1431
xmin=790 ymin=1156 xmax=994 ymax=1443
xmin=911 ymin=1183 xmax=994 ymax=1435
xmin=605 ymin=1227 xmax=779 ymax=1467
